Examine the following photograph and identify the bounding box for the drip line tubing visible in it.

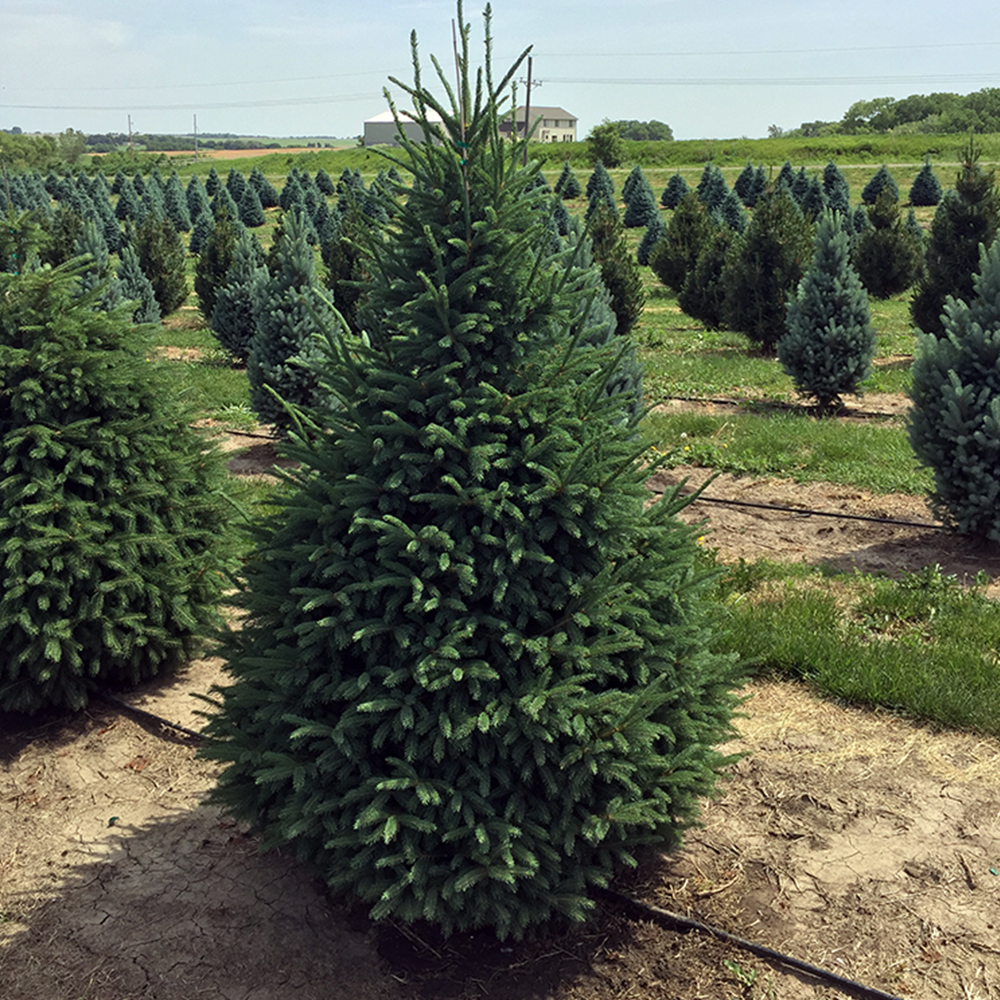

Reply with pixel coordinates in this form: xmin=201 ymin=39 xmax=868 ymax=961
xmin=673 ymin=491 xmax=946 ymax=531
xmin=598 ymin=888 xmax=904 ymax=1000
xmin=653 ymin=393 xmax=904 ymax=420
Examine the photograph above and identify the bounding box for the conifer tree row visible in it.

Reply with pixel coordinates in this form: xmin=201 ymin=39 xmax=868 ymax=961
xmin=201 ymin=2 xmax=739 ymax=941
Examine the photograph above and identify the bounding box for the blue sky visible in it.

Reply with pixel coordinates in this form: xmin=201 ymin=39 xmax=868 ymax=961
xmin=2 ymin=0 xmax=998 ymax=140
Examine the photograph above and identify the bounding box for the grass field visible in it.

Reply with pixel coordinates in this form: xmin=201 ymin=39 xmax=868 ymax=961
xmin=141 ymin=149 xmax=1000 ymax=739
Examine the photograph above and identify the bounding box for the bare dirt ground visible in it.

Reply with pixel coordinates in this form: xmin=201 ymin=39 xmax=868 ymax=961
xmin=3 ymin=403 xmax=1000 ymax=1000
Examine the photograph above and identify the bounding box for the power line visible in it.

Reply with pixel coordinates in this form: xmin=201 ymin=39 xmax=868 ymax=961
xmin=0 ymin=92 xmax=380 ymax=113
xmin=533 ymin=41 xmax=999 ymax=58
xmin=544 ymin=73 xmax=1000 ymax=87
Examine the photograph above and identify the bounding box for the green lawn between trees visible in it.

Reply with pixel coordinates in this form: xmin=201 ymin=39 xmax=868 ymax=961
xmin=89 ymin=142 xmax=1000 ymax=742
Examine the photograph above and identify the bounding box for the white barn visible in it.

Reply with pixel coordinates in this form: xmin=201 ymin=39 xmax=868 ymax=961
xmin=362 ymin=109 xmax=445 ymax=147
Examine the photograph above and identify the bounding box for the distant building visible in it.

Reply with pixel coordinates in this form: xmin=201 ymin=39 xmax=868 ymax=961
xmin=498 ymin=106 xmax=577 ymax=143
xmin=362 ymin=109 xmax=444 ymax=147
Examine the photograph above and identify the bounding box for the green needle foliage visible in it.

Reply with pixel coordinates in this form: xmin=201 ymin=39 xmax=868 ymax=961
xmin=909 ymin=237 xmax=1000 ymax=540
xmin=911 ymin=140 xmax=1000 ymax=337
xmin=659 ymin=172 xmax=689 ymax=209
xmin=201 ymin=3 xmax=739 ymax=942
xmin=861 ymin=164 xmax=899 ymax=204
xmin=852 ymin=189 xmax=923 ymax=299
xmin=778 ymin=210 xmax=875 ymax=413
xmin=648 ymin=192 xmax=714 ymax=293
xmin=909 ymin=159 xmax=942 ymax=207
xmin=0 ymin=262 xmax=233 ymax=714
xmin=722 ymin=187 xmax=815 ymax=354
xmin=247 ymin=207 xmax=336 ymax=430
xmin=211 ymin=228 xmax=266 ymax=362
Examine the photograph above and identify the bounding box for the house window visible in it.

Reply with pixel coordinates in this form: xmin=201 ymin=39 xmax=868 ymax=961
xmin=562 ymin=134 xmax=572 ymax=141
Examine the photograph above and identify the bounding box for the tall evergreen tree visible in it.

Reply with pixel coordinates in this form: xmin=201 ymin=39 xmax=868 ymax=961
xmin=588 ymin=203 xmax=645 ymax=336
xmin=775 ymin=161 xmax=796 ymax=194
xmin=201 ymin=5 xmax=739 ymax=942
xmin=778 ymin=210 xmax=875 ymax=413
xmin=134 ymin=213 xmax=188 ymax=315
xmin=238 ymin=184 xmax=267 ymax=228
xmin=249 ymin=166 xmax=281 ymax=209
xmin=799 ymin=176 xmax=828 ymax=222
xmin=116 ymin=245 xmax=161 ymax=325
xmin=205 ymin=165 xmax=221 ymax=197
xmin=733 ymin=163 xmax=756 ymax=205
xmin=314 ymin=167 xmax=336 ymax=197
xmin=186 ymin=174 xmax=211 ymax=221
xmin=211 ymin=229 xmax=267 ymax=362
xmin=586 ymin=161 xmax=615 ymax=204
xmin=0 ymin=262 xmax=232 ymax=713
xmin=909 ymin=237 xmax=1000 ymax=539
xmin=852 ymin=189 xmax=923 ymax=299
xmin=114 ymin=177 xmax=141 ymax=222
xmin=320 ymin=206 xmax=372 ymax=337
xmin=636 ymin=212 xmax=666 ymax=267
xmin=722 ymin=187 xmax=815 ymax=353
xmin=622 ymin=168 xmax=659 ymax=229
xmin=648 ymin=192 xmax=714 ymax=292
xmin=911 ymin=140 xmax=1000 ymax=337
xmin=678 ymin=226 xmax=737 ymax=331
xmin=695 ymin=162 xmax=729 ymax=216
xmin=247 ymin=208 xmax=337 ymax=430
xmin=718 ymin=189 xmax=748 ymax=233
xmin=226 ymin=168 xmax=249 ymax=205
xmin=195 ymin=206 xmax=243 ymax=321
xmin=163 ymin=172 xmax=192 ymax=232
xmin=188 ymin=207 xmax=214 ymax=255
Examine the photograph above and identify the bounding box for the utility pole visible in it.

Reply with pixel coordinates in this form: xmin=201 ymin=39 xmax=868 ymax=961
xmin=519 ymin=58 xmax=542 ymax=167
xmin=127 ymin=115 xmax=133 ymax=156
xmin=193 ymin=114 xmax=198 ymax=161
xmin=522 ymin=56 xmax=532 ymax=166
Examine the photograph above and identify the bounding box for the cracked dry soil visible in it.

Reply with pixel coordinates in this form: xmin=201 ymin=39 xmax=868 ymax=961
xmin=2 ymin=417 xmax=1000 ymax=1000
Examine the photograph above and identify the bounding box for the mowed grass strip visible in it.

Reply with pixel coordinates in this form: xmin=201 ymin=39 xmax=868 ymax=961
xmin=716 ymin=562 xmax=1000 ymax=737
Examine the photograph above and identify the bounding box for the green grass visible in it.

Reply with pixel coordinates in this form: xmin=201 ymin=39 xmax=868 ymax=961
xmin=644 ymin=409 xmax=929 ymax=495
xmin=716 ymin=561 xmax=1000 ymax=737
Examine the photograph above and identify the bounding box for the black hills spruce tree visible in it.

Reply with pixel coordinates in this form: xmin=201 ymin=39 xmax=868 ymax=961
xmin=0 ymin=263 xmax=232 ymax=713
xmin=911 ymin=141 xmax=1000 ymax=337
xmin=247 ymin=208 xmax=337 ymax=430
xmin=200 ymin=4 xmax=739 ymax=942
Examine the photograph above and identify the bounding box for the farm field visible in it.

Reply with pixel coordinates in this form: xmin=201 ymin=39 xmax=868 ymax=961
xmin=3 ymin=156 xmax=1000 ymax=1000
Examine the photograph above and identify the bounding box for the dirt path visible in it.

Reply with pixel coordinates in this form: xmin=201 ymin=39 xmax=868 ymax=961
xmin=3 ymin=425 xmax=1000 ymax=1000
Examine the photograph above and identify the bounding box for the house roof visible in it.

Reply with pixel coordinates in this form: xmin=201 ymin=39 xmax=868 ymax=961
xmin=364 ymin=109 xmax=444 ymax=125
xmin=511 ymin=106 xmax=576 ymax=122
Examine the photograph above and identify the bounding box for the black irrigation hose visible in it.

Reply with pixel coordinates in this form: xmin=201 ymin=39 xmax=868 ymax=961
xmin=101 ymin=699 xmax=905 ymax=999
xmin=598 ymin=888 xmax=904 ymax=1000
xmin=654 ymin=393 xmax=904 ymax=421
xmin=675 ymin=492 xmax=947 ymax=531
